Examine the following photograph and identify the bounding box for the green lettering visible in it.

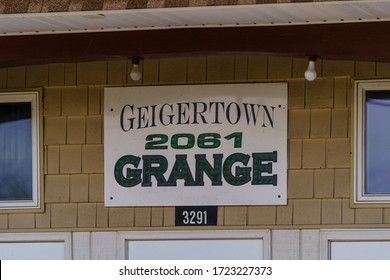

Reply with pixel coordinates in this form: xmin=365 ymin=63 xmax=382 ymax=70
xmin=252 ymin=151 xmax=278 ymax=185
xmin=142 ymin=155 xmax=168 ymax=186
xmin=114 ymin=155 xmax=142 ymax=187
xmin=167 ymin=155 xmax=195 ymax=186
xmin=223 ymin=153 xmax=251 ymax=186
xmin=194 ymin=154 xmax=223 ymax=186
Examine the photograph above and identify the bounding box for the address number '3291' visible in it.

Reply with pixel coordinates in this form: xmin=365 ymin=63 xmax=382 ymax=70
xmin=175 ymin=206 xmax=218 ymax=226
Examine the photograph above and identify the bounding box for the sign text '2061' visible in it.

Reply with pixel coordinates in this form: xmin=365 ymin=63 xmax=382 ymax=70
xmin=145 ymin=132 xmax=242 ymax=150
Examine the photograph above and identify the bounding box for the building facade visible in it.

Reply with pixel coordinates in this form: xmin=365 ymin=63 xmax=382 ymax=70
xmin=1 ymin=0 xmax=390 ymax=260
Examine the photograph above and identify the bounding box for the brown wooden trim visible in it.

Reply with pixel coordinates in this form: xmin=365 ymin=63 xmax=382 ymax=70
xmin=0 ymin=21 xmax=389 ymax=67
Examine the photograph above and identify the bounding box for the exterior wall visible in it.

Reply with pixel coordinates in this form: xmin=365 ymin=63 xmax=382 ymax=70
xmin=0 ymin=55 xmax=388 ymax=232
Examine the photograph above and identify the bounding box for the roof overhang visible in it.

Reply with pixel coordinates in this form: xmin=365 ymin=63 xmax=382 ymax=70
xmin=1 ymin=1 xmax=390 ymax=67
xmin=1 ymin=1 xmax=390 ymax=35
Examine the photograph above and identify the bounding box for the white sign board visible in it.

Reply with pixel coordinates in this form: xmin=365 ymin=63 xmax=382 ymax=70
xmin=104 ymin=83 xmax=287 ymax=206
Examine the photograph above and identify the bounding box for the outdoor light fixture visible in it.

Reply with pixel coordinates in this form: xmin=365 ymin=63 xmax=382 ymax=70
xmin=130 ymin=57 xmax=143 ymax=81
xmin=304 ymin=56 xmax=317 ymax=81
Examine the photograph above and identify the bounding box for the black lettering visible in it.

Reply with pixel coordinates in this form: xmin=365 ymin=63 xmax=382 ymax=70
xmin=226 ymin=102 xmax=241 ymax=125
xmin=120 ymin=104 xmax=135 ymax=132
xmin=209 ymin=102 xmax=225 ymax=124
xmin=137 ymin=106 xmax=149 ymax=129
xmin=177 ymin=102 xmax=190 ymax=125
xmin=159 ymin=103 xmax=174 ymax=126
xmin=262 ymin=105 xmax=275 ymax=128
xmin=192 ymin=102 xmax=208 ymax=124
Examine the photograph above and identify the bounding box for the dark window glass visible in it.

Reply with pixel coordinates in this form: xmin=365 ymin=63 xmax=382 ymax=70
xmin=365 ymin=91 xmax=390 ymax=194
xmin=0 ymin=102 xmax=32 ymax=200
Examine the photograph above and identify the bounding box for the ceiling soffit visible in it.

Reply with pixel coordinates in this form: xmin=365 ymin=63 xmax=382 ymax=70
xmin=0 ymin=1 xmax=389 ymax=35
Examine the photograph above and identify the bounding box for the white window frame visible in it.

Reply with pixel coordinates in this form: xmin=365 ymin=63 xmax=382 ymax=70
xmin=0 ymin=92 xmax=41 ymax=209
xmin=354 ymin=80 xmax=390 ymax=204
xmin=117 ymin=230 xmax=270 ymax=260
xmin=0 ymin=232 xmax=72 ymax=259
xmin=320 ymin=229 xmax=390 ymax=259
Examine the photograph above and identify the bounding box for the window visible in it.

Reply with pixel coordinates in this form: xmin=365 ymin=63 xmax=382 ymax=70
xmin=354 ymin=80 xmax=390 ymax=204
xmin=0 ymin=92 xmax=41 ymax=209
xmin=0 ymin=232 xmax=71 ymax=260
xmin=331 ymin=241 xmax=390 ymax=260
xmin=118 ymin=230 xmax=270 ymax=260
xmin=320 ymin=229 xmax=390 ymax=259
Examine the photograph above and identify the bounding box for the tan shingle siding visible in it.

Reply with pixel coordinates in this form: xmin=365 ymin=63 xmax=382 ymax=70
xmin=1 ymin=55 xmax=387 ymax=230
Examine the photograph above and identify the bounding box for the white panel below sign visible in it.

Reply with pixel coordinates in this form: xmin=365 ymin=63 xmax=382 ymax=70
xmin=104 ymin=83 xmax=287 ymax=206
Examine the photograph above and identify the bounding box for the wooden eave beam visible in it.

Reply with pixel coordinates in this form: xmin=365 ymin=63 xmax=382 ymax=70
xmin=0 ymin=21 xmax=389 ymax=67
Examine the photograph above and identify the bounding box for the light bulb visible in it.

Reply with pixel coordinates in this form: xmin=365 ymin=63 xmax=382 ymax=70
xmin=304 ymin=59 xmax=317 ymax=81
xmin=130 ymin=57 xmax=142 ymax=81
xmin=130 ymin=64 xmax=142 ymax=81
